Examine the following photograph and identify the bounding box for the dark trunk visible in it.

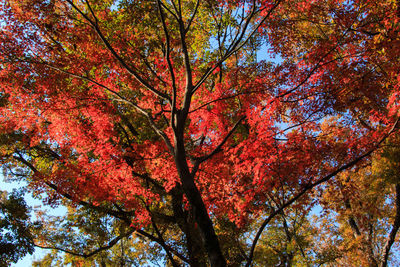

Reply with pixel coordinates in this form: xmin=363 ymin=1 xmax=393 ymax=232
xmin=172 ymin=189 xmax=207 ymax=267
xmin=174 ymin=132 xmax=226 ymax=267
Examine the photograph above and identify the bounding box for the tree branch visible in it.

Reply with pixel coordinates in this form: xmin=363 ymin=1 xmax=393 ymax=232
xmin=380 ymin=184 xmax=400 ymax=267
xmin=12 ymin=153 xmax=133 ymax=221
xmin=13 ymin=152 xmax=189 ymax=262
xmin=185 ymin=0 xmax=200 ymax=33
xmin=145 ymin=203 xmax=182 ymax=267
xmin=32 ymin=60 xmax=175 ymax=154
xmin=192 ymin=0 xmax=282 ymax=93
xmin=156 ymin=0 xmax=178 ymax=130
xmin=37 ymin=60 xmax=136 ymax=106
xmin=245 ymin=118 xmax=400 ymax=267
xmin=191 ymin=116 xmax=245 ymax=176
xmin=34 ymin=228 xmax=135 ymax=258
xmin=65 ymin=0 xmax=171 ymax=102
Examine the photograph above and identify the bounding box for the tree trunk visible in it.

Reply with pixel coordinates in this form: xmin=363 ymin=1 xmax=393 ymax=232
xmin=174 ymin=136 xmax=226 ymax=267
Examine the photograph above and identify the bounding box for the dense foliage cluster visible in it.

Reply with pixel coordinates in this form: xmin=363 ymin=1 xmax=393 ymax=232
xmin=0 ymin=190 xmax=35 ymax=266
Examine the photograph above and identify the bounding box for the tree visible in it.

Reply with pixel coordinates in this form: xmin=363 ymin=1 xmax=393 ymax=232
xmin=0 ymin=189 xmax=36 ymax=266
xmin=317 ymin=137 xmax=400 ymax=267
xmin=0 ymin=0 xmax=399 ymax=266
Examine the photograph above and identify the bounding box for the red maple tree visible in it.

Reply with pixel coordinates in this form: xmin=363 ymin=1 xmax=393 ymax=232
xmin=1 ymin=0 xmax=399 ymax=266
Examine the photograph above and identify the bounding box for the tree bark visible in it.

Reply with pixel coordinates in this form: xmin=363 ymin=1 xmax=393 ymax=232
xmin=174 ymin=132 xmax=226 ymax=267
xmin=380 ymin=184 xmax=400 ymax=267
xmin=172 ymin=189 xmax=207 ymax=267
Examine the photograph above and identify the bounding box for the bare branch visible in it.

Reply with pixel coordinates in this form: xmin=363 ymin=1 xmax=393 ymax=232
xmin=177 ymin=16 xmax=194 ymax=117
xmin=170 ymin=0 xmax=181 ymax=19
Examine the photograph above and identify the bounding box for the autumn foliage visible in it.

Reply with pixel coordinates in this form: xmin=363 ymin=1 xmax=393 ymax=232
xmin=1 ymin=0 xmax=400 ymax=266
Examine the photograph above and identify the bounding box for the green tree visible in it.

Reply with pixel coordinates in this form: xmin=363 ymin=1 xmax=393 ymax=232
xmin=0 ymin=190 xmax=35 ymax=266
